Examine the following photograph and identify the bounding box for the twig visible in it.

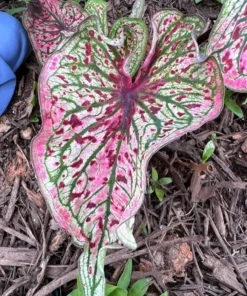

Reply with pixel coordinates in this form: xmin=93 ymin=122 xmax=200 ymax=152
xmin=108 ymin=236 xmax=202 ymax=264
xmin=5 ymin=176 xmax=20 ymax=222
xmin=34 ymin=269 xmax=77 ymax=296
xmin=191 ymin=243 xmax=203 ymax=281
xmin=0 ymin=247 xmax=36 ymax=266
xmin=207 ymin=181 xmax=247 ymax=189
xmin=13 ymin=135 xmax=31 ymax=169
xmin=207 ymin=214 xmax=247 ymax=291
xmin=211 ymin=154 xmax=239 ymax=182
xmin=0 ymin=128 xmax=17 ymax=143
xmin=155 ymin=151 xmax=187 ymax=192
xmin=27 ymin=255 xmax=51 ymax=296
xmin=0 ymin=219 xmax=37 ymax=247
xmin=2 ymin=275 xmax=31 ymax=296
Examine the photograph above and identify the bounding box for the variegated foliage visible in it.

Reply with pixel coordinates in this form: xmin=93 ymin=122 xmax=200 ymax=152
xmin=31 ymin=1 xmax=224 ymax=295
xmin=23 ymin=0 xmax=88 ymax=64
xmin=207 ymin=0 xmax=247 ymax=92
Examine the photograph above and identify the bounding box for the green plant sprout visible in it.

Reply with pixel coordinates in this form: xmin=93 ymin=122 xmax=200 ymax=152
xmin=68 ymin=259 xmax=168 ymax=296
xmin=224 ymin=90 xmax=244 ymax=119
xmin=202 ymin=133 xmax=216 ymax=164
xmin=147 ymin=168 xmax=172 ymax=201
xmin=68 ymin=277 xmax=84 ymax=296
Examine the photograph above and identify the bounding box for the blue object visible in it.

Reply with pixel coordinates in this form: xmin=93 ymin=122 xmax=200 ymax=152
xmin=0 ymin=12 xmax=31 ymax=115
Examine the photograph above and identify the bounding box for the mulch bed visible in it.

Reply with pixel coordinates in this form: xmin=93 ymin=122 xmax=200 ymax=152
xmin=1 ymin=0 xmax=247 ymax=295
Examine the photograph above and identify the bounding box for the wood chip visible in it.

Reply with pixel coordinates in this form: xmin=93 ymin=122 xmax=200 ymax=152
xmin=167 ymin=241 xmax=193 ymax=276
xmin=49 ymin=230 xmax=67 ymax=253
xmin=213 ymin=198 xmax=226 ymax=237
xmin=232 ymin=132 xmax=247 ymax=140
xmin=21 ymin=181 xmax=46 ymax=210
xmin=20 ymin=127 xmax=33 ymax=140
xmin=241 ymin=138 xmax=247 ymax=153
xmin=0 ymin=123 xmax=11 ymax=133
xmin=203 ymin=255 xmax=245 ymax=295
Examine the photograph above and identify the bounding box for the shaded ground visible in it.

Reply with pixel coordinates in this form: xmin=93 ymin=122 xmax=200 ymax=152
xmin=1 ymin=0 xmax=247 ymax=295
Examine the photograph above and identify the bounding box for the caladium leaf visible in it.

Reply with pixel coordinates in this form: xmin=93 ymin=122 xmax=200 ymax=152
xmin=23 ymin=0 xmax=88 ymax=65
xmin=129 ymin=0 xmax=145 ymax=19
xmin=207 ymin=0 xmax=247 ymax=92
xmin=84 ymin=0 xmax=109 ymax=36
xmin=32 ymin=9 xmax=224 ymax=296
xmin=109 ymin=18 xmax=148 ymax=76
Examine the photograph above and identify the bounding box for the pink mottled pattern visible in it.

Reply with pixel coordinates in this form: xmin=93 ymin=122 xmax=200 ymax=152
xmin=23 ymin=0 xmax=88 ymax=64
xmin=32 ymin=10 xmax=224 ymax=294
xmin=207 ymin=1 xmax=247 ymax=92
xmin=33 ymin=12 xmax=224 ymax=248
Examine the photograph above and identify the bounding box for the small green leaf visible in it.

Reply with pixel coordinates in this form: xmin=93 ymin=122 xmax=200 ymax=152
xmin=146 ymin=186 xmax=154 ymax=194
xmin=6 ymin=7 xmax=26 ymax=15
xmin=117 ymin=259 xmax=132 ymax=289
xmin=211 ymin=133 xmax=217 ymax=140
xmin=76 ymin=276 xmax=83 ymax=295
xmin=159 ymin=177 xmax=172 ymax=185
xmin=151 ymin=168 xmax=158 ymax=182
xmin=31 ymin=113 xmax=39 ymax=123
xmin=224 ymin=91 xmax=244 ymax=119
xmin=141 ymin=223 xmax=148 ymax=236
xmin=67 ymin=289 xmax=79 ymax=296
xmin=242 ymin=98 xmax=247 ymax=105
xmin=108 ymin=288 xmax=128 ymax=296
xmin=160 ymin=292 xmax=169 ymax=296
xmin=202 ymin=139 xmax=215 ymax=164
xmin=106 ymin=285 xmax=118 ymax=296
xmin=31 ymin=96 xmax=37 ymax=106
xmin=194 ymin=0 xmax=202 ymax=3
xmin=128 ymin=278 xmax=152 ymax=296
xmin=31 ymin=96 xmax=37 ymax=107
xmin=225 ymin=100 xmax=244 ymax=118
xmin=18 ymin=0 xmax=29 ymax=3
xmin=154 ymin=185 xmax=165 ymax=201
xmin=73 ymin=0 xmax=80 ymax=2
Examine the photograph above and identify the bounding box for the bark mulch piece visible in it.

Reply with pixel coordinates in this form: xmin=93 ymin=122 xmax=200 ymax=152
xmin=1 ymin=0 xmax=247 ymax=295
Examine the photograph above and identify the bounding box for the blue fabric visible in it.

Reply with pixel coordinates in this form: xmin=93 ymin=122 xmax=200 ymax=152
xmin=0 ymin=12 xmax=31 ymax=115
xmin=0 ymin=57 xmax=16 ymax=116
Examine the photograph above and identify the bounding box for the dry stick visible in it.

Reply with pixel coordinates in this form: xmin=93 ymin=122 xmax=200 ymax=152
xmin=0 ymin=224 xmax=183 ymax=267
xmin=112 ymin=236 xmax=201 ymax=264
xmin=211 ymin=154 xmax=239 ymax=182
xmin=0 ymin=128 xmax=17 ymax=143
xmin=27 ymin=255 xmax=51 ymax=296
xmin=34 ymin=236 xmax=202 ymax=296
xmin=2 ymin=275 xmax=31 ymax=296
xmin=229 ymin=189 xmax=240 ymax=242
xmin=208 ymin=215 xmax=247 ymax=291
xmin=106 ymin=221 xmax=188 ymax=261
xmin=5 ymin=176 xmax=20 ymax=222
xmin=209 ymin=182 xmax=247 ymax=189
xmin=34 ymin=269 xmax=77 ymax=296
xmin=191 ymin=233 xmax=204 ymax=281
xmin=0 ymin=247 xmax=36 ymax=266
xmin=173 ymin=208 xmax=204 ymax=282
xmin=0 ymin=219 xmax=37 ymax=247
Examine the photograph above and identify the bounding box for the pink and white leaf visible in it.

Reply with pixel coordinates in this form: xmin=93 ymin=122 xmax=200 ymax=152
xmin=23 ymin=0 xmax=88 ymax=65
xmin=207 ymin=0 xmax=247 ymax=92
xmin=32 ymin=10 xmax=224 ymax=296
xmin=109 ymin=18 xmax=148 ymax=76
xmin=84 ymin=0 xmax=109 ymax=35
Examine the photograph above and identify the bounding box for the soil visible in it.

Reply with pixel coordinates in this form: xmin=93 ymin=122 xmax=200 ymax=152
xmin=1 ymin=0 xmax=247 ymax=296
